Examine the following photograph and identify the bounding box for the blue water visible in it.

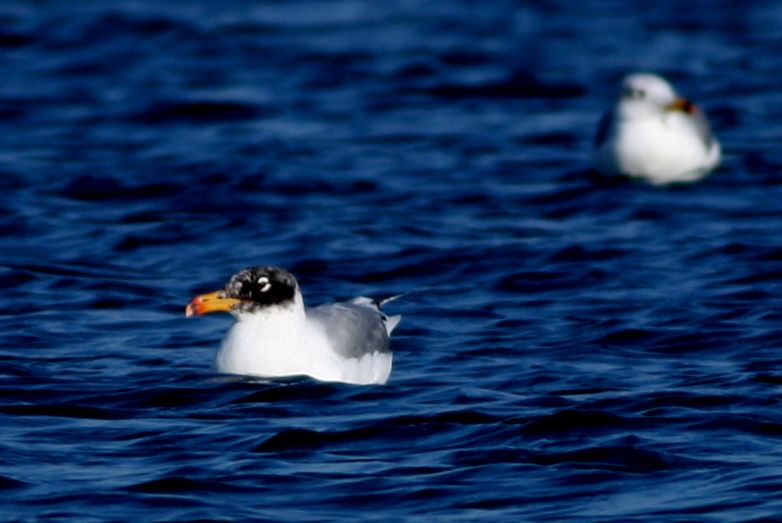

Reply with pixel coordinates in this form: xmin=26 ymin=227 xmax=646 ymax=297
xmin=3 ymin=1 xmax=782 ymax=521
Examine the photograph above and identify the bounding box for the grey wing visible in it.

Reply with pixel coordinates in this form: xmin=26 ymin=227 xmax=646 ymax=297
xmin=306 ymin=301 xmax=392 ymax=359
xmin=593 ymin=110 xmax=615 ymax=148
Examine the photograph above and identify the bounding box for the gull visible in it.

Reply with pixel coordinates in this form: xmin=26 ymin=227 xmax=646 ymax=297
xmin=185 ymin=266 xmax=400 ymax=385
xmin=593 ymin=72 xmax=721 ymax=184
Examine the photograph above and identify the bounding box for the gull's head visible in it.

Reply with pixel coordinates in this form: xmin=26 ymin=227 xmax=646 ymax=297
xmin=616 ymin=73 xmax=692 ymax=120
xmin=186 ymin=266 xmax=300 ymax=318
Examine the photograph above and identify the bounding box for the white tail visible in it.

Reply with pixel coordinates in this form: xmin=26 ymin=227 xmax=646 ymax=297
xmin=350 ymin=296 xmax=402 ymax=335
xmin=384 ymin=314 xmax=401 ymax=334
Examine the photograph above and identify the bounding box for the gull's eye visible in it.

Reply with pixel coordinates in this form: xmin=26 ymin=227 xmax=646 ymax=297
xmin=623 ymin=87 xmax=646 ymax=99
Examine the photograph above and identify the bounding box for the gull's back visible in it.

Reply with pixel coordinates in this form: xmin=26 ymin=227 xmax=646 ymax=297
xmin=306 ymin=298 xmax=399 ymax=359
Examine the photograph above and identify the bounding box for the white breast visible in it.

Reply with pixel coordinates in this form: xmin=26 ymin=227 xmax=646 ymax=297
xmin=214 ymin=303 xmax=393 ymax=385
xmin=595 ymin=103 xmax=720 ymax=185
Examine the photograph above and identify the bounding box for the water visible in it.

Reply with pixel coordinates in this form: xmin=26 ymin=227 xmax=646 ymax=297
xmin=2 ymin=1 xmax=782 ymax=521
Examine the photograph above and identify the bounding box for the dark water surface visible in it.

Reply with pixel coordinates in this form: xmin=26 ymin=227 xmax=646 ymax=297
xmin=3 ymin=1 xmax=782 ymax=521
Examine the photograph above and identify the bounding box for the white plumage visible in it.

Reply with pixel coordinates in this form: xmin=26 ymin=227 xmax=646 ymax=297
xmin=593 ymin=73 xmax=721 ymax=185
xmin=186 ymin=267 xmax=400 ymax=385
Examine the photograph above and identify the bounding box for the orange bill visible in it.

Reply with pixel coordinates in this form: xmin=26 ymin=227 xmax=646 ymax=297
xmin=185 ymin=290 xmax=241 ymax=317
xmin=665 ymin=97 xmax=697 ymax=114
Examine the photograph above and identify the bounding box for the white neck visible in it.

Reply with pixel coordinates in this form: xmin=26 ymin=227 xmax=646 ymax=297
xmin=618 ymin=99 xmax=664 ymax=122
xmin=216 ymin=290 xmax=334 ymax=378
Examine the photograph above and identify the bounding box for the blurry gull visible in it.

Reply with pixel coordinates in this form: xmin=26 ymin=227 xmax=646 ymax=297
xmin=593 ymin=72 xmax=721 ymax=184
xmin=186 ymin=266 xmax=400 ymax=385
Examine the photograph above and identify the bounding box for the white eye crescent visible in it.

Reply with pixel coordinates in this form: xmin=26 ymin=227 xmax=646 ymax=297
xmin=257 ymin=276 xmax=271 ymax=292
